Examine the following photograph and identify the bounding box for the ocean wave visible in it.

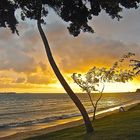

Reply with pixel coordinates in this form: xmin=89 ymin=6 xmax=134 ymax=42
xmin=0 ymin=100 xmax=138 ymax=130
xmin=0 ymin=108 xmax=58 ymax=117
xmin=0 ymin=113 xmax=81 ymax=129
xmin=0 ymin=95 xmax=139 ymax=130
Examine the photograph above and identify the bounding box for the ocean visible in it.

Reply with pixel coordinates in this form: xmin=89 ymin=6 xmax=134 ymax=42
xmin=0 ymin=93 xmax=140 ymax=138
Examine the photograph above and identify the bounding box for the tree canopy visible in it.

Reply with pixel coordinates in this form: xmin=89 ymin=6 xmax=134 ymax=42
xmin=0 ymin=0 xmax=140 ymax=36
xmin=72 ymin=52 xmax=135 ymax=94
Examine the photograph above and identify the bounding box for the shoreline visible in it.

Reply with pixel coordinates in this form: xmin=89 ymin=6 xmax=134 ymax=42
xmin=1 ymin=100 xmax=139 ymax=140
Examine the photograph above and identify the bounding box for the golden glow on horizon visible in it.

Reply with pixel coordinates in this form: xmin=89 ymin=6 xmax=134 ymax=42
xmin=1 ymin=81 xmax=138 ymax=93
xmin=0 ymin=64 xmax=140 ymax=93
xmin=0 ymin=13 xmax=140 ymax=93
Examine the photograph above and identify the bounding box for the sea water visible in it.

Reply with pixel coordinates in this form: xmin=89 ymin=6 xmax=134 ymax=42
xmin=0 ymin=93 xmax=139 ymax=138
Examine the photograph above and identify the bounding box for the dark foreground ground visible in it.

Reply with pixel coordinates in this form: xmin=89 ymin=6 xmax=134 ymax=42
xmin=26 ymin=104 xmax=140 ymax=140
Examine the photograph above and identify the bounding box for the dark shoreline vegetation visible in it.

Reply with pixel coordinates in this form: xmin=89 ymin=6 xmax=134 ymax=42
xmin=26 ymin=103 xmax=140 ymax=140
xmin=0 ymin=91 xmax=138 ymax=94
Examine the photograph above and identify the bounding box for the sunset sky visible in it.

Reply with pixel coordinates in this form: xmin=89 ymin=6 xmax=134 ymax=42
xmin=0 ymin=7 xmax=140 ymax=93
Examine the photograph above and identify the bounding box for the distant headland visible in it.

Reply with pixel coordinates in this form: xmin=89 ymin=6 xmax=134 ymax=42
xmin=0 ymin=92 xmax=16 ymax=94
xmin=135 ymin=89 xmax=140 ymax=93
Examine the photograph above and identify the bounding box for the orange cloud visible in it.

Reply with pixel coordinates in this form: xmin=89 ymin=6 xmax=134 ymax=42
xmin=0 ymin=10 xmax=140 ymax=93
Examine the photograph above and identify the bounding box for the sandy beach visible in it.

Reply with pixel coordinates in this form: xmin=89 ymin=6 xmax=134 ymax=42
xmin=1 ymin=100 xmax=139 ymax=140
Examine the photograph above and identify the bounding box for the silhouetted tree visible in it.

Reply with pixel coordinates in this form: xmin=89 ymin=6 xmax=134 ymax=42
xmin=130 ymin=60 xmax=140 ymax=75
xmin=0 ymin=0 xmax=140 ymax=133
xmin=72 ymin=53 xmax=135 ymax=121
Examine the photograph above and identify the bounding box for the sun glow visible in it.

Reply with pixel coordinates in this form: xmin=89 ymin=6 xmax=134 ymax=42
xmin=0 ymin=70 xmax=139 ymax=93
xmin=0 ymin=3 xmax=140 ymax=94
xmin=70 ymin=82 xmax=137 ymax=93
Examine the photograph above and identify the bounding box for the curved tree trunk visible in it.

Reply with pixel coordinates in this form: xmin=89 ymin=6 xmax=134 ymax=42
xmin=37 ymin=20 xmax=94 ymax=133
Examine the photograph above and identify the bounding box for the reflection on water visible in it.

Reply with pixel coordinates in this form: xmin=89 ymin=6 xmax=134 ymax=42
xmin=0 ymin=93 xmax=139 ymax=138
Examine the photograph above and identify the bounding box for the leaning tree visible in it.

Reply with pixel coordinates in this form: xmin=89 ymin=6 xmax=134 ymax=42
xmin=0 ymin=0 xmax=140 ymax=133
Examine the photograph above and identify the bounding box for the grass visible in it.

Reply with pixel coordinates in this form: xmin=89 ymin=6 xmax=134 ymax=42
xmin=26 ymin=104 xmax=140 ymax=140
